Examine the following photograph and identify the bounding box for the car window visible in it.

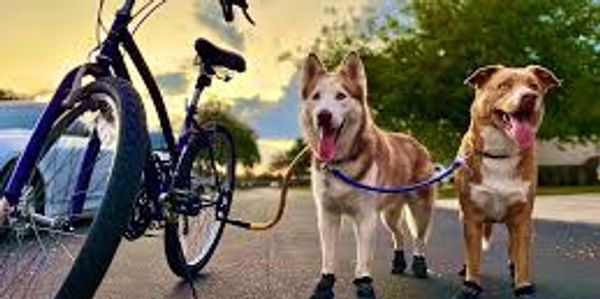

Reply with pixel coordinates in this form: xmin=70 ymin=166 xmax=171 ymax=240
xmin=0 ymin=103 xmax=45 ymax=130
xmin=149 ymin=131 xmax=167 ymax=150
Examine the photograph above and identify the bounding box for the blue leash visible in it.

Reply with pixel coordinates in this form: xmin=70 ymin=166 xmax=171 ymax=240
xmin=325 ymin=156 xmax=467 ymax=194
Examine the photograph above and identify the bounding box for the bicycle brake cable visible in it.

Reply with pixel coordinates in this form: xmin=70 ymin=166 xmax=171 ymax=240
xmin=131 ymin=0 xmax=167 ymax=35
xmin=87 ymin=0 xmax=108 ymax=63
xmin=131 ymin=0 xmax=156 ymax=20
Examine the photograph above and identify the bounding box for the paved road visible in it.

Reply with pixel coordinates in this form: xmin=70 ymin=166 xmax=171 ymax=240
xmin=96 ymin=189 xmax=600 ymax=299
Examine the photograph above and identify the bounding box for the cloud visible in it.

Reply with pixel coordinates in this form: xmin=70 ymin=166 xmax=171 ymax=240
xmin=229 ymin=73 xmax=302 ymax=139
xmin=193 ymin=0 xmax=246 ymax=50
xmin=155 ymin=72 xmax=189 ymax=96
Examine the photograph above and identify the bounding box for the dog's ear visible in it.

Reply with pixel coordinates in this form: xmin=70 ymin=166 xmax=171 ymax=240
xmin=339 ymin=51 xmax=366 ymax=86
xmin=464 ymin=65 xmax=503 ymax=88
xmin=301 ymin=53 xmax=325 ymax=97
xmin=339 ymin=52 xmax=367 ymax=101
xmin=528 ymin=65 xmax=560 ymax=91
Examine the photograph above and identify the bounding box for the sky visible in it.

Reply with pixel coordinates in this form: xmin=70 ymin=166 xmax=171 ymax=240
xmin=0 ymin=0 xmax=384 ymax=165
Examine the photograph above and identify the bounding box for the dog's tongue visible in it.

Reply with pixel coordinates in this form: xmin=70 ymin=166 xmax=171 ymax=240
xmin=507 ymin=116 xmax=534 ymax=149
xmin=318 ymin=128 xmax=336 ymax=162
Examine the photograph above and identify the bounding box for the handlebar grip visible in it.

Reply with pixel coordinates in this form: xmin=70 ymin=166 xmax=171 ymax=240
xmin=220 ymin=0 xmax=234 ymax=22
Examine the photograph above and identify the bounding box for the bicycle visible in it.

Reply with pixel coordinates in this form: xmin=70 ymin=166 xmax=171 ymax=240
xmin=0 ymin=0 xmax=256 ymax=298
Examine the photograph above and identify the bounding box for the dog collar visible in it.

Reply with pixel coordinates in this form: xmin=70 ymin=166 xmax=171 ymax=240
xmin=474 ymin=150 xmax=514 ymax=159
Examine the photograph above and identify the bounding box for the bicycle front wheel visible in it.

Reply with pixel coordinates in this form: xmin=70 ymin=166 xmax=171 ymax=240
xmin=164 ymin=122 xmax=236 ymax=277
xmin=0 ymin=77 xmax=147 ymax=299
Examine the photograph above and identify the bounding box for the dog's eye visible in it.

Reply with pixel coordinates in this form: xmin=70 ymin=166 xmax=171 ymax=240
xmin=498 ymin=81 xmax=512 ymax=90
xmin=312 ymin=92 xmax=321 ymax=101
xmin=335 ymin=92 xmax=347 ymax=101
xmin=528 ymin=82 xmax=540 ymax=91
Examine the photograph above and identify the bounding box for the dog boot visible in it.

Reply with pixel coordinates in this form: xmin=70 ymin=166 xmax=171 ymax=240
xmin=391 ymin=250 xmax=407 ymax=274
xmin=310 ymin=274 xmax=335 ymax=299
xmin=453 ymin=281 xmax=483 ymax=299
xmin=508 ymin=262 xmax=515 ymax=283
xmin=458 ymin=264 xmax=466 ymax=277
xmin=353 ymin=276 xmax=376 ymax=299
xmin=514 ymin=284 xmax=537 ymax=299
xmin=411 ymin=255 xmax=429 ymax=278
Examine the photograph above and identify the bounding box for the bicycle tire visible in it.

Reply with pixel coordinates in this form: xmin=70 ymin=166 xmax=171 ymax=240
xmin=55 ymin=77 xmax=148 ymax=299
xmin=164 ymin=122 xmax=236 ymax=277
xmin=0 ymin=77 xmax=147 ymax=299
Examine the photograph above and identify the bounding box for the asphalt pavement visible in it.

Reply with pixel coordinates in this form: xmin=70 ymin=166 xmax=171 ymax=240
xmin=96 ymin=189 xmax=600 ymax=299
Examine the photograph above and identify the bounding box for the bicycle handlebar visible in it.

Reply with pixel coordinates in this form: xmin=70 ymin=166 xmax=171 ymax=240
xmin=116 ymin=0 xmax=254 ymax=25
xmin=220 ymin=0 xmax=255 ymax=25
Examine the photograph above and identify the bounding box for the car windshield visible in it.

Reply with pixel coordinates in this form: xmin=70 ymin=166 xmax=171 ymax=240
xmin=0 ymin=101 xmax=45 ymax=130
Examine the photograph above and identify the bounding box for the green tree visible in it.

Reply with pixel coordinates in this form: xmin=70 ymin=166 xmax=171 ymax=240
xmin=198 ymin=101 xmax=261 ymax=168
xmin=315 ymin=0 xmax=600 ymax=161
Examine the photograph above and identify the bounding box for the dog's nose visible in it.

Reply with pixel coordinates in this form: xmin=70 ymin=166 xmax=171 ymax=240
xmin=317 ymin=110 xmax=332 ymax=127
xmin=520 ymin=92 xmax=538 ymax=109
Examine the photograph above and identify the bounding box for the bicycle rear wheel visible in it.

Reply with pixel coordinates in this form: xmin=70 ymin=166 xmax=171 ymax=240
xmin=0 ymin=77 xmax=147 ymax=299
xmin=164 ymin=122 xmax=236 ymax=277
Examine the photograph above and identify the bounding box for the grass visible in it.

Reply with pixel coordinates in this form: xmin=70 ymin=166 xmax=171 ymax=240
xmin=270 ymin=181 xmax=600 ymax=199
xmin=438 ymin=184 xmax=600 ymax=199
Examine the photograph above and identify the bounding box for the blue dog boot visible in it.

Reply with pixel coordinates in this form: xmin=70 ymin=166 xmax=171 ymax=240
xmin=453 ymin=281 xmax=483 ymax=299
xmin=514 ymin=284 xmax=537 ymax=299
xmin=353 ymin=276 xmax=376 ymax=299
xmin=310 ymin=274 xmax=335 ymax=299
xmin=411 ymin=255 xmax=429 ymax=278
xmin=391 ymin=250 xmax=407 ymax=274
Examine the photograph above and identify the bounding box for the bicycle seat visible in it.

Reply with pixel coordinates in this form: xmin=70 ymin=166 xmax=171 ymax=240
xmin=195 ymin=38 xmax=246 ymax=73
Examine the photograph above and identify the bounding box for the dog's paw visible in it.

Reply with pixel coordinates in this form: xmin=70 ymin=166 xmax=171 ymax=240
xmin=309 ymin=274 xmax=335 ymax=299
xmin=452 ymin=281 xmax=482 ymax=299
xmin=514 ymin=284 xmax=537 ymax=299
xmin=391 ymin=250 xmax=407 ymax=274
xmin=353 ymin=276 xmax=377 ymax=299
xmin=411 ymin=255 xmax=429 ymax=279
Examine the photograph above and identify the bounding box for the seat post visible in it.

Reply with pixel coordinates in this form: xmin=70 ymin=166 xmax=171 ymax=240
xmin=191 ymin=72 xmax=211 ymax=106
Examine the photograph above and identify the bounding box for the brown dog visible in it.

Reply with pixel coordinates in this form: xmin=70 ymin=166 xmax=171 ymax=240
xmin=453 ymin=65 xmax=559 ymax=299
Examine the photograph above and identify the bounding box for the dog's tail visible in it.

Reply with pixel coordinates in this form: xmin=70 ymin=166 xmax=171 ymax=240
xmin=482 ymin=223 xmax=493 ymax=251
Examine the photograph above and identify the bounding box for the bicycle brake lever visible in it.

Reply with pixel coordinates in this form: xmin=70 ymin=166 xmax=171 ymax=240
xmin=242 ymin=8 xmax=255 ymax=25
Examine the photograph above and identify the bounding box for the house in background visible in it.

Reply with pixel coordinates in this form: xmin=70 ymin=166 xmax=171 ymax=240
xmin=538 ymin=140 xmax=599 ymax=186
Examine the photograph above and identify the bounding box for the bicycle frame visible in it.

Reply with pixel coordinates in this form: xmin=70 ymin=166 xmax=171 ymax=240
xmin=1 ymin=0 xmax=209 ymax=223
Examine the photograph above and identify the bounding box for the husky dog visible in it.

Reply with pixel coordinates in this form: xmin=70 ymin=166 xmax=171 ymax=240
xmin=300 ymin=52 xmax=436 ymax=299
xmin=454 ymin=65 xmax=559 ymax=299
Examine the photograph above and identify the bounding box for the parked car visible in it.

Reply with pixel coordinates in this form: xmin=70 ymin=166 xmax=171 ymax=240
xmin=0 ymin=101 xmax=113 ymax=218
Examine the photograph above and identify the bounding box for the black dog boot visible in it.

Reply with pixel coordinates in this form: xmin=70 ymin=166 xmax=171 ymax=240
xmin=453 ymin=281 xmax=483 ymax=299
xmin=411 ymin=255 xmax=429 ymax=278
xmin=391 ymin=250 xmax=407 ymax=274
xmin=310 ymin=274 xmax=335 ymax=299
xmin=353 ymin=276 xmax=377 ymax=299
xmin=514 ymin=284 xmax=537 ymax=299
xmin=458 ymin=264 xmax=466 ymax=277
xmin=508 ymin=263 xmax=515 ymax=282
